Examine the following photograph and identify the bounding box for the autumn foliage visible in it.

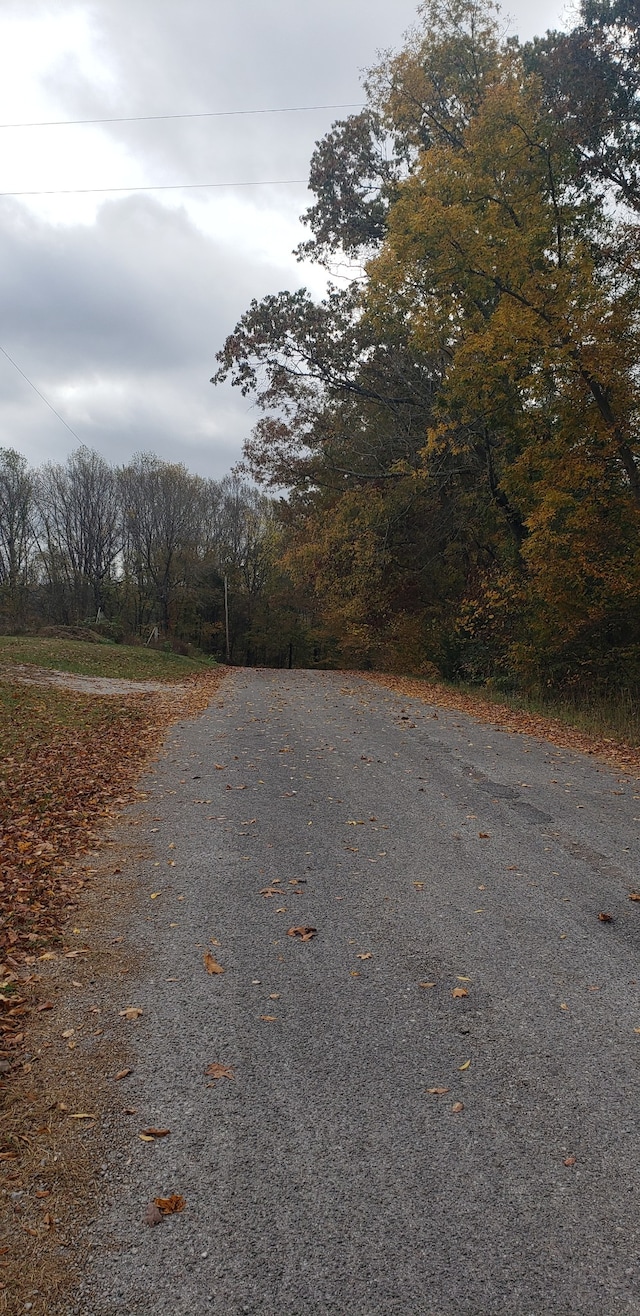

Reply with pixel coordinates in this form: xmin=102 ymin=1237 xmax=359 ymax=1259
xmin=213 ymin=0 xmax=640 ymax=694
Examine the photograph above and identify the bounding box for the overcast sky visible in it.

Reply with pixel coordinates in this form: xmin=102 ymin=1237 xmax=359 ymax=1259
xmin=0 ymin=0 xmax=570 ymax=480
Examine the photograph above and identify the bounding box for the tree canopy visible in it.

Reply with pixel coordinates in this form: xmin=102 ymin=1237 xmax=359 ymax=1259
xmin=213 ymin=0 xmax=640 ymax=688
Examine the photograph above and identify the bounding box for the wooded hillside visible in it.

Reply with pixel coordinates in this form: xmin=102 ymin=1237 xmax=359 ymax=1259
xmin=213 ymin=0 xmax=640 ymax=692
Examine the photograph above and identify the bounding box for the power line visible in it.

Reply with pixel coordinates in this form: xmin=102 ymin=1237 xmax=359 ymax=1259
xmin=0 ymin=178 xmax=308 ymax=198
xmin=0 ymin=345 xmax=84 ymax=444
xmin=0 ymin=102 xmax=364 ymax=130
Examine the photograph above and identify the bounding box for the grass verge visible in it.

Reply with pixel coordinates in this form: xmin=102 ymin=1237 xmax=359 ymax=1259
xmin=0 ymin=664 xmax=229 ymax=1313
xmin=0 ymin=635 xmax=215 ymax=681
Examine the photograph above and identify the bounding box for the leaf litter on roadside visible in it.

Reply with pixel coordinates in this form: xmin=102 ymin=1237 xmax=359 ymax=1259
xmin=205 ymin=1063 xmax=234 ymax=1081
xmin=153 ymin=1194 xmax=185 ymax=1214
xmin=203 ymin=951 xmax=224 ymax=975
xmin=286 ymin=926 xmax=317 ymax=941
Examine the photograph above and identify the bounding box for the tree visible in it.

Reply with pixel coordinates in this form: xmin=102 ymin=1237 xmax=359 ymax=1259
xmin=0 ymin=448 xmax=35 ymax=621
xmin=119 ymin=454 xmax=207 ymax=635
xmin=36 ymin=448 xmax=120 ymax=623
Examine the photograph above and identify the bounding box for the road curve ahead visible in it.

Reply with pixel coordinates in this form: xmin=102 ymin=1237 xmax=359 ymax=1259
xmin=76 ymin=669 xmax=640 ymax=1316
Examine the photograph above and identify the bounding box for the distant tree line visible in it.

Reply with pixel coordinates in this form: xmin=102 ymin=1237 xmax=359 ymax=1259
xmin=0 ymin=446 xmax=327 ymax=667
xmin=212 ymin=0 xmax=640 ymax=693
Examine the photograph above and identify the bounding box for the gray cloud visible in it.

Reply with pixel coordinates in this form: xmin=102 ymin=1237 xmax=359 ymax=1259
xmin=0 ymin=0 xmax=567 ymax=479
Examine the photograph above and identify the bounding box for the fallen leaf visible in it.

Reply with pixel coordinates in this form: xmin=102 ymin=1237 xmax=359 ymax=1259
xmin=61 ymin=1029 xmax=74 ymax=1039
xmin=451 ymin=1102 xmax=464 ymax=1113
xmin=203 ymin=952 xmax=224 ymax=975
xmin=478 ymin=832 xmax=490 ymax=839
xmin=269 ymin=993 xmax=280 ymax=1000
xmin=205 ymin=1063 xmax=234 ymax=1081
xmin=145 ymin=1202 xmax=163 ymax=1226
xmin=419 ymin=981 xmax=436 ymax=988
xmin=114 ymin=1069 xmax=132 ymax=1082
xmin=140 ymin=1127 xmax=170 ymax=1138
xmin=459 ymin=1059 xmax=471 ymax=1071
xmin=260 ymin=1015 xmax=277 ymax=1022
xmin=560 ymin=1003 xmax=568 ymax=1011
xmin=356 ymin=952 xmax=372 ymax=960
xmin=214 ymin=764 xmax=226 ymax=770
xmin=456 ymin=976 xmax=472 ymax=982
xmin=413 ymin=882 xmax=424 ymax=891
xmin=69 ymin=1113 xmax=97 ymax=1120
xmin=597 ymin=911 xmax=614 ymax=923
xmin=119 ymin=1006 xmax=143 ymax=1020
xmin=37 ymin=1001 xmax=54 ymax=1012
xmin=350 ymin=971 xmax=361 ymax=977
xmin=426 ymin=1087 xmax=449 ymax=1095
xmin=153 ymin=1194 xmax=185 ymax=1215
xmin=150 ymin=892 xmax=162 ymax=900
xmin=275 ymin=907 xmax=287 ymax=913
xmin=452 ymin=988 xmax=468 ymax=999
xmin=563 ymin=1156 xmax=576 ymax=1167
xmin=629 ymin=892 xmax=640 ymax=902
xmin=286 ymin=926 xmax=317 ymax=941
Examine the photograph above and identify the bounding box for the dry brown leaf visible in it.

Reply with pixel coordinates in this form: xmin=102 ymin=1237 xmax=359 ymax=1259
xmin=356 ymin=952 xmax=372 ymax=960
xmin=426 ymin=1087 xmax=449 ymax=1096
xmin=113 ymin=1068 xmax=132 ymax=1081
xmin=37 ymin=1001 xmax=54 ymax=1012
xmin=154 ymin=1194 xmax=185 ymax=1215
xmin=629 ymin=892 xmax=640 ymax=902
xmin=563 ymin=1156 xmax=576 ymax=1167
xmin=597 ymin=911 xmax=614 ymax=922
xmin=120 ymin=1006 xmax=143 ymax=1020
xmin=459 ymin=1059 xmax=471 ymax=1071
xmin=260 ymin=1015 xmax=277 ymax=1022
xmin=419 ymin=981 xmax=436 ymax=988
xmin=204 ymin=952 xmax=224 ymax=975
xmin=140 ymin=1127 xmax=171 ymax=1138
xmin=478 ymin=832 xmax=490 ymax=839
xmin=286 ymin=926 xmax=317 ymax=941
xmin=205 ymin=1063 xmax=234 ymax=1081
xmin=413 ymin=882 xmax=425 ymax=891
xmin=69 ymin=1112 xmax=96 ymax=1119
xmin=451 ymin=1102 xmax=464 ymax=1113
xmin=452 ymin=987 xmax=469 ymax=999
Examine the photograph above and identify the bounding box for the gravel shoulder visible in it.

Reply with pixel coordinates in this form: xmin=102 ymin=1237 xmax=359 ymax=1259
xmin=40 ymin=668 xmax=640 ymax=1316
xmin=0 ymin=663 xmax=188 ymax=696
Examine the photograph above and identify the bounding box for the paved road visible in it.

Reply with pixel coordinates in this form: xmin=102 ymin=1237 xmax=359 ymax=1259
xmin=75 ymin=669 xmax=640 ymax=1316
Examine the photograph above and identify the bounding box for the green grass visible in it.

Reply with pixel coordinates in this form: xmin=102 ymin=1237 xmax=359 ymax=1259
xmin=459 ymin=681 xmax=640 ymax=747
xmin=0 ymin=635 xmax=215 ymax=681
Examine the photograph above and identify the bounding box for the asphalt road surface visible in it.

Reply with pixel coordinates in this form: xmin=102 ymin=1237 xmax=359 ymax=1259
xmin=73 ymin=669 xmax=640 ymax=1316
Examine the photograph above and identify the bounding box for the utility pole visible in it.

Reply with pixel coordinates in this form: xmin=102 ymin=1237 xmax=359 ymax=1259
xmin=224 ymin=574 xmax=230 ymax=663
